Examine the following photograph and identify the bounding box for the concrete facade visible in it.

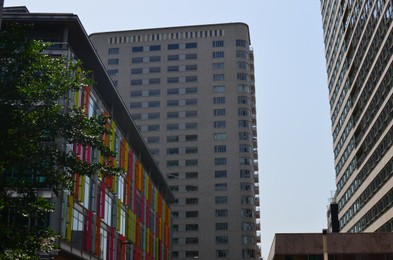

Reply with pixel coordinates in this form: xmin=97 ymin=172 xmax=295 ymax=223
xmin=90 ymin=23 xmax=260 ymax=259
xmin=320 ymin=0 xmax=393 ymax=232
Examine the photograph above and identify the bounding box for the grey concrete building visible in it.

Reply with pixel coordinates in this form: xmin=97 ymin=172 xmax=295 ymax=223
xmin=90 ymin=23 xmax=260 ymax=259
xmin=320 ymin=0 xmax=392 ymax=232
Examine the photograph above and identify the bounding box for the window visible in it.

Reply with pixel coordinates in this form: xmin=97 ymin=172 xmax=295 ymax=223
xmin=186 ymin=185 xmax=198 ymax=191
xmin=167 ymin=124 xmax=179 ymax=130
xmin=185 ymin=53 xmax=197 ymax=59
xmin=148 ymin=101 xmax=160 ymax=107
xmin=242 ymin=249 xmax=255 ymax=258
xmin=216 ymin=250 xmax=228 ymax=258
xmin=238 ymin=108 xmax=251 ymax=116
xmin=241 ymin=222 xmax=255 ymax=231
xmin=167 ymin=112 xmax=179 ymax=118
xmin=237 ymin=84 xmax=250 ymax=93
xmin=149 ymin=56 xmax=161 ymax=62
xmin=185 ymin=87 xmax=198 ymax=94
xmin=167 ymin=100 xmax=179 ymax=106
xmin=108 ymin=58 xmax=119 ymax=65
xmin=213 ymin=51 xmax=224 ymax=58
xmin=214 ymin=133 xmax=227 ymax=141
xmin=213 ymin=62 xmax=225 ymax=70
xmin=214 ymin=145 xmax=226 ymax=153
xmin=185 ymin=251 xmax=199 ymax=258
xmin=185 ymin=64 xmax=197 ymax=71
xmin=168 ymin=65 xmax=179 ymax=72
xmin=214 ymin=97 xmax=225 ymax=104
xmin=186 ymin=224 xmax=199 ymax=231
xmin=186 ymin=159 xmax=198 ymax=166
xmin=167 ymin=77 xmax=179 ymax=83
xmin=215 ymin=222 xmax=228 ymax=230
xmin=185 ymin=122 xmax=198 ymax=129
xmin=215 ymin=196 xmax=228 ymax=204
xmin=186 ymin=76 xmax=198 ymax=82
xmin=215 ymin=209 xmax=228 ymax=217
xmin=167 ymin=148 xmax=179 ymax=155
xmin=167 ymin=88 xmax=179 ymax=95
xmin=186 ymin=147 xmax=198 ymax=154
xmin=238 ymin=96 xmax=251 ymax=104
xmin=150 ymin=149 xmax=159 ymax=155
xmin=172 ymin=251 xmax=179 ymax=258
xmin=216 ymin=236 xmax=228 ymax=244
xmin=132 ymin=57 xmax=143 ymax=63
xmin=131 ymin=114 xmax=141 ymax=120
xmin=215 ymin=170 xmax=227 ymax=178
xmin=214 ymin=109 xmax=226 ymax=116
xmin=186 ymin=98 xmax=198 ymax=106
xmin=107 ymin=69 xmax=118 ymax=76
xmin=131 ymin=68 xmax=143 ymax=74
xmin=185 ymin=135 xmax=198 ymax=141
xmin=236 ymin=50 xmax=248 ymax=58
xmin=240 ymin=169 xmax=251 ymax=178
xmin=168 ymin=54 xmax=179 ymax=61
xmin=185 ymin=211 xmax=199 ymax=218
xmin=149 ymin=67 xmax=161 ymax=73
xmin=186 ymin=198 xmax=198 ymax=205
xmin=112 ymin=80 xmax=117 ymax=86
xmin=237 ymin=61 xmax=249 ymax=70
xmin=237 ymin=72 xmax=250 ymax=81
xmin=167 ymin=135 xmax=179 ymax=142
xmin=185 ymin=237 xmax=199 ymax=244
xmin=172 ymin=211 xmax=179 ymax=217
xmin=239 ymin=132 xmax=252 ymax=141
xmin=167 ymin=173 xmax=179 ymax=179
xmin=215 ymin=158 xmax=227 ymax=165
xmin=213 ymin=74 xmax=225 ymax=81
xmin=149 ymin=45 xmax=161 ymax=51
xmin=130 ymin=102 xmax=142 ymax=108
xmin=148 ymin=90 xmax=160 ymax=96
xmin=186 ymin=42 xmax=197 ymax=48
xmin=215 ymin=183 xmax=227 ymax=191
xmin=236 ymin=39 xmax=248 ymax=47
xmin=214 ymin=121 xmax=226 ymax=128
xmin=130 ymin=90 xmax=142 ymax=97
xmin=168 ymin=43 xmax=179 ymax=50
xmin=147 ymin=125 xmax=159 ymax=131
xmin=240 ymin=182 xmax=252 ymax=191
xmin=185 ymin=111 xmax=198 ymax=117
xmin=241 ymin=209 xmax=254 ymax=218
xmin=147 ymin=136 xmax=159 ymax=144
xmin=132 ymin=46 xmax=143 ymax=52
xmin=239 ymin=145 xmax=252 ymax=153
xmin=108 ymin=47 xmax=119 ymax=55
xmin=241 ymin=196 xmax=254 ymax=205
xmin=186 ymin=172 xmax=198 ymax=179
xmin=239 ymin=120 xmax=251 ymax=129
xmin=167 ymin=160 xmax=179 ymax=167
xmin=213 ymin=40 xmax=224 ymax=47
xmin=131 ymin=79 xmax=142 ymax=85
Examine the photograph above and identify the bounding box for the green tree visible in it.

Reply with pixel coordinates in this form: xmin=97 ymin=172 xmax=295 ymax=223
xmin=0 ymin=25 xmax=121 ymax=259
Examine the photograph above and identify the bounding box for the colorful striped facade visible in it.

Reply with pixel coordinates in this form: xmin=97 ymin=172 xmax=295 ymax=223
xmin=2 ymin=7 xmax=174 ymax=260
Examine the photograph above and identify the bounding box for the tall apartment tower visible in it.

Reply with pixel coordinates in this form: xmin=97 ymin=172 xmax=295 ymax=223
xmin=90 ymin=23 xmax=260 ymax=259
xmin=320 ymin=0 xmax=392 ymax=233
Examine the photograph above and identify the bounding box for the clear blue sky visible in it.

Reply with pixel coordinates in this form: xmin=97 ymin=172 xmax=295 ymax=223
xmin=5 ymin=0 xmax=336 ymax=257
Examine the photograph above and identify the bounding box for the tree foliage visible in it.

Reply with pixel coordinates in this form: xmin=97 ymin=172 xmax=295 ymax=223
xmin=0 ymin=25 xmax=121 ymax=259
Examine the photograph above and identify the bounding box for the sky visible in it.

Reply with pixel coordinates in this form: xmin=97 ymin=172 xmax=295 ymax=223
xmin=5 ymin=0 xmax=337 ymax=257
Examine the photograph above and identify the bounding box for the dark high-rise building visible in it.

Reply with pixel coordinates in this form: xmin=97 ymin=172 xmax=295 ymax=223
xmin=320 ymin=0 xmax=392 ymax=232
xmin=90 ymin=23 xmax=261 ymax=259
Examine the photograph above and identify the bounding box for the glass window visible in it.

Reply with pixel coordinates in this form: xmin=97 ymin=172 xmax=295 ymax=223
xmin=167 ymin=77 xmax=179 ymax=83
xmin=168 ymin=43 xmax=179 ymax=50
xmin=149 ymin=56 xmax=161 ymax=62
xmin=107 ymin=69 xmax=118 ymax=76
xmin=167 ymin=135 xmax=179 ymax=142
xmin=147 ymin=136 xmax=159 ymax=143
xmin=168 ymin=54 xmax=179 ymax=61
xmin=215 ymin=183 xmax=227 ymax=191
xmin=186 ymin=42 xmax=197 ymax=48
xmin=240 ymin=182 xmax=252 ymax=191
xmin=185 ymin=135 xmax=198 ymax=141
xmin=185 ymin=251 xmax=199 ymax=258
xmin=214 ymin=133 xmax=227 ymax=141
xmin=149 ymin=45 xmax=161 ymax=51
xmin=185 ymin=147 xmax=198 ymax=154
xmin=237 ymin=72 xmax=250 ymax=81
xmin=213 ymin=97 xmax=225 ymax=104
xmin=168 ymin=65 xmax=179 ymax=72
xmin=185 ymin=111 xmax=198 ymax=117
xmin=167 ymin=88 xmax=179 ymax=95
xmin=236 ymin=39 xmax=248 ymax=47
xmin=149 ymin=78 xmax=160 ymax=84
xmin=167 ymin=124 xmax=179 ymax=130
xmin=147 ymin=125 xmax=159 ymax=131
xmin=186 ymin=172 xmax=198 ymax=179
xmin=186 ymin=198 xmax=198 ymax=204
xmin=130 ymin=90 xmax=142 ymax=97
xmin=167 ymin=148 xmax=179 ymax=155
xmin=148 ymin=112 xmax=160 ymax=119
xmin=241 ymin=196 xmax=254 ymax=205
xmin=239 ymin=120 xmax=251 ymax=129
xmin=185 ymin=122 xmax=198 ymax=129
xmin=132 ymin=57 xmax=143 ymax=63
xmin=131 ymin=79 xmax=143 ymax=85
xmin=215 ymin=222 xmax=228 ymax=230
xmin=130 ymin=102 xmax=142 ymax=108
xmin=215 ymin=170 xmax=227 ymax=178
xmin=214 ymin=121 xmax=226 ymax=128
xmin=185 ymin=53 xmax=197 ymax=59
xmin=108 ymin=58 xmax=119 ymax=65
xmin=213 ymin=62 xmax=225 ymax=70
xmin=167 ymin=173 xmax=179 ymax=179
xmin=167 ymin=100 xmax=179 ymax=106
xmin=239 ymin=144 xmax=252 ymax=153
xmin=241 ymin=209 xmax=254 ymax=218
xmin=216 ymin=250 xmax=228 ymax=258
xmin=237 ymin=84 xmax=250 ymax=93
xmin=213 ymin=74 xmax=225 ymax=81
xmin=131 ymin=68 xmax=143 ymax=74
xmin=216 ymin=236 xmax=228 ymax=244
xmin=185 ymin=237 xmax=199 ymax=244
xmin=186 ymin=159 xmax=198 ymax=166
xmin=185 ymin=87 xmax=197 ymax=94
xmin=242 ymin=249 xmax=255 ymax=258
xmin=214 ymin=145 xmax=226 ymax=153
xmin=167 ymin=112 xmax=179 ymax=118
xmin=215 ymin=209 xmax=228 ymax=217
xmin=185 ymin=185 xmax=198 ymax=191
xmin=241 ymin=222 xmax=255 ymax=231
xmin=167 ymin=160 xmax=179 ymax=167
xmin=240 ymin=169 xmax=251 ymax=178
xmin=213 ymin=40 xmax=224 ymax=47
xmin=132 ymin=46 xmax=143 ymax=52
xmin=215 ymin=196 xmax=228 ymax=204
xmin=236 ymin=50 xmax=248 ymax=58
xmin=213 ymin=51 xmax=224 ymax=58
xmin=238 ymin=108 xmax=251 ymax=116
xmin=108 ymin=47 xmax=119 ymax=55
xmin=148 ymin=89 xmax=160 ymax=96
xmin=213 ymin=85 xmax=225 ymax=93
xmin=148 ymin=101 xmax=160 ymax=107
xmin=185 ymin=64 xmax=197 ymax=71
xmin=238 ymin=96 xmax=251 ymax=104
xmin=149 ymin=67 xmax=161 ymax=73
xmin=239 ymin=132 xmax=252 ymax=141
xmin=214 ymin=109 xmax=226 ymax=116
xmin=186 ymin=76 xmax=198 ymax=82
xmin=237 ymin=61 xmax=249 ymax=70
xmin=215 ymin=158 xmax=227 ymax=165
xmin=131 ymin=114 xmax=141 ymax=120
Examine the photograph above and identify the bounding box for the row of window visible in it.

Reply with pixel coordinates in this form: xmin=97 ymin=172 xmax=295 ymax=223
xmin=166 ymin=169 xmax=252 ymax=180
xmin=131 ymin=42 xmax=198 ymax=53
xmin=172 ymin=249 xmax=255 ymax=259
